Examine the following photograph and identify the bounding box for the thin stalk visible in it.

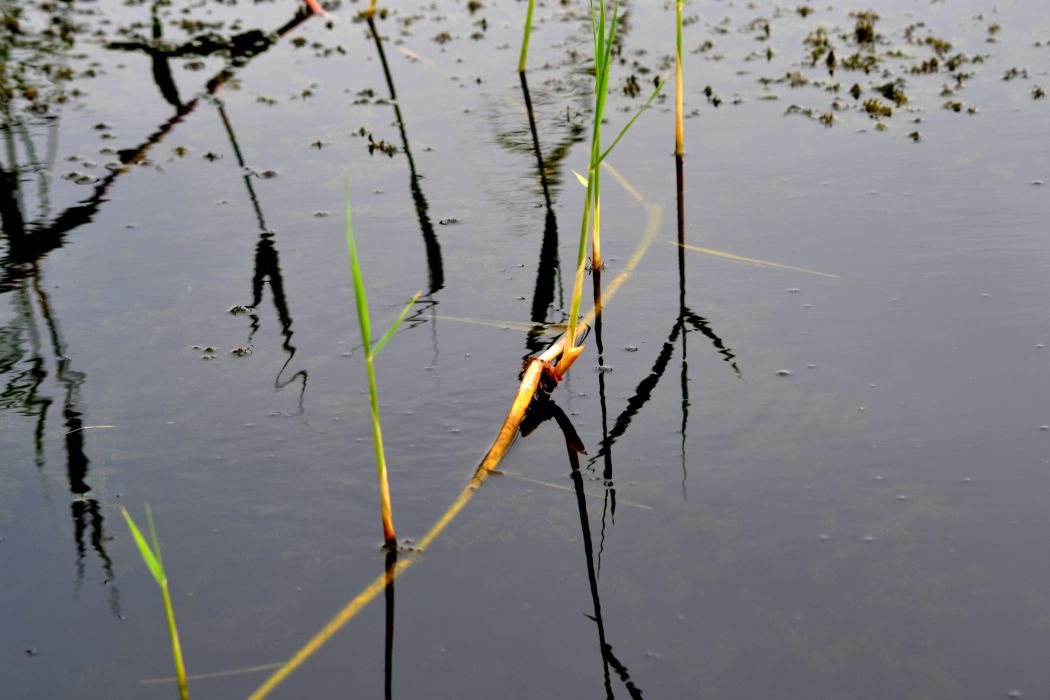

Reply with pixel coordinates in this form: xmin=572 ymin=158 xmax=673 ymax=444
xmin=675 ymin=0 xmax=684 ymax=155
xmin=517 ymin=0 xmax=536 ymax=73
xmin=160 ymin=580 xmax=189 ymax=700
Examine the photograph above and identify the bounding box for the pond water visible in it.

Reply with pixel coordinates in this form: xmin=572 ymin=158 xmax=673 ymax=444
xmin=2 ymin=0 xmax=1049 ymax=697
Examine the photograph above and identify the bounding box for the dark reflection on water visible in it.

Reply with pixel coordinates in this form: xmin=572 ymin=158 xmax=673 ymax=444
xmin=0 ymin=264 xmax=121 ymax=615
xmin=384 ymin=549 xmax=396 ymax=700
xmin=676 ymin=154 xmax=690 ymax=499
xmin=0 ymin=2 xmax=316 ymax=626
xmin=523 ymin=393 xmax=645 ymax=699
xmin=503 ymin=69 xmax=585 ymax=355
xmin=216 ymin=100 xmax=309 ymax=409
xmin=367 ymin=16 xmax=444 ymax=297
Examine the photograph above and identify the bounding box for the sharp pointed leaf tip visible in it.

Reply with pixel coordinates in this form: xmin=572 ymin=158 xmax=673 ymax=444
xmin=573 ymin=170 xmax=589 ymax=187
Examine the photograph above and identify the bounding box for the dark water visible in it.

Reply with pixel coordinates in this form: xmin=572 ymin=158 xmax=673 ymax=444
xmin=2 ymin=0 xmax=1049 ymax=697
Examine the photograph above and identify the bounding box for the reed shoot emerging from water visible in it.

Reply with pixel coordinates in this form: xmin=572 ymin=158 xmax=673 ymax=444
xmin=345 ymin=183 xmax=419 ymax=549
xmin=565 ymin=0 xmax=665 ymax=351
xmin=120 ymin=506 xmax=189 ymax=700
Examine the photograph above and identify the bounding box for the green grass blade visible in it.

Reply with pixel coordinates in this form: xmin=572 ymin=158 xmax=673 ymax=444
xmin=121 ymin=507 xmax=165 ymax=586
xmin=598 ymin=76 xmax=667 ymax=164
xmin=372 ymin=291 xmax=421 ymax=357
xmin=344 ymin=179 xmax=374 ymax=358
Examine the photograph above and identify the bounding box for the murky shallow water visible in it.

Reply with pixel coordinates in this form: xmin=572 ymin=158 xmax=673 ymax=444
xmin=2 ymin=0 xmax=1049 ymax=697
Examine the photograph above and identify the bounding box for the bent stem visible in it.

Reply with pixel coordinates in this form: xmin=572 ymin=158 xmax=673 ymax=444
xmin=120 ymin=506 xmax=189 ymax=700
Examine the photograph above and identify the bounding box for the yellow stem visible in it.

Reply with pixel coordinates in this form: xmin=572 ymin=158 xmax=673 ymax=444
xmin=161 ymin=581 xmax=189 ymax=700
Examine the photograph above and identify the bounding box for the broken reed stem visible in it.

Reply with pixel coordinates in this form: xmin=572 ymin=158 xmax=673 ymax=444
xmin=675 ymin=0 xmax=684 ymax=155
xmin=517 ymin=0 xmax=536 ymax=73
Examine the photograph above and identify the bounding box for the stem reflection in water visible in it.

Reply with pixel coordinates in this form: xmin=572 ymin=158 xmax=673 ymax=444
xmin=0 ymin=2 xmax=318 ymax=621
xmin=384 ymin=549 xmax=397 ymax=700
xmin=521 ymin=394 xmax=644 ymax=699
xmin=365 ymin=15 xmax=444 ymax=365
xmin=216 ymin=100 xmax=308 ymax=411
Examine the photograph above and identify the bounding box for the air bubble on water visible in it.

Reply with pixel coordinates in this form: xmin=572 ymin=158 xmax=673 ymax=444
xmin=624 ymin=345 xmax=639 ymax=352
xmin=1040 ymin=425 xmax=1049 ymax=431
xmin=775 ymin=369 xmax=792 ymax=376
xmin=862 ymin=535 xmax=875 ymax=542
xmin=819 ymin=534 xmax=830 ymax=540
xmin=788 ymin=288 xmax=800 ymax=293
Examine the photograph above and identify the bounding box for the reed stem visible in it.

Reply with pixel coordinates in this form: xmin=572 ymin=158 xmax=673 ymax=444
xmin=517 ymin=0 xmax=536 ymax=73
xmin=675 ymin=0 xmax=684 ymax=155
xmin=344 ymin=190 xmax=418 ymax=549
xmin=161 ymin=580 xmax=190 ymax=700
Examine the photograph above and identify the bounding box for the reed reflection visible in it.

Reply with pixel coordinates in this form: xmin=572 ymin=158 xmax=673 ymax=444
xmin=521 ymin=394 xmax=644 ymax=699
xmin=0 ymin=259 xmax=121 ymax=614
xmin=216 ymin=100 xmax=308 ymax=410
xmin=0 ymin=4 xmax=315 ymax=613
xmin=586 ymin=157 xmax=740 ymax=524
xmin=497 ymin=70 xmax=585 ymax=354
xmin=384 ymin=549 xmax=397 ymax=700
xmin=365 ymin=15 xmax=443 ymax=365
xmin=366 ymin=16 xmax=444 ymax=296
